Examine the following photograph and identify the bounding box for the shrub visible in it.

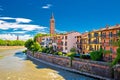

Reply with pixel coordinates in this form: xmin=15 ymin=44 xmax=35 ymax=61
xmin=58 ymin=52 xmax=63 ymax=56
xmin=112 ymin=47 xmax=120 ymax=66
xmin=53 ymin=52 xmax=58 ymax=55
xmin=90 ymin=50 xmax=103 ymax=61
xmin=70 ymin=47 xmax=76 ymax=53
xmin=22 ymin=49 xmax=27 ymax=53
xmin=24 ymin=39 xmax=34 ymax=50
xmin=31 ymin=42 xmax=42 ymax=52
xmin=80 ymin=54 xmax=90 ymax=59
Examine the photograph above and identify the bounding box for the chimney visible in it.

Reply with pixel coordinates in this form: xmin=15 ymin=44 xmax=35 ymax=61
xmin=116 ymin=24 xmax=119 ymax=26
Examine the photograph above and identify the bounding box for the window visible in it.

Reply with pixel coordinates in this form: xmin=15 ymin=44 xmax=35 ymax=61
xmin=104 ymin=40 xmax=105 ymax=43
xmin=61 ymin=41 xmax=63 ymax=45
xmin=110 ymin=47 xmax=113 ymax=53
xmin=65 ymin=47 xmax=67 ymax=50
xmin=94 ymin=33 xmax=98 ymax=37
xmin=65 ymin=42 xmax=67 ymax=46
xmin=109 ymin=39 xmax=112 ymax=45
xmin=61 ymin=47 xmax=63 ymax=51
xmin=102 ymin=32 xmax=106 ymax=38
xmin=109 ymin=32 xmax=113 ymax=37
xmin=88 ymin=34 xmax=91 ymax=38
xmin=65 ymin=36 xmax=67 ymax=39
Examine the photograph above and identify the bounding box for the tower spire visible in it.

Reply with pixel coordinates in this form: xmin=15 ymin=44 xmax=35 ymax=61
xmin=50 ymin=12 xmax=55 ymax=35
xmin=51 ymin=12 xmax=54 ymax=19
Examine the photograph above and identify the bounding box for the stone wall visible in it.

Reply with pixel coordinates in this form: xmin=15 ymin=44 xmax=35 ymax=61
xmin=114 ymin=64 xmax=120 ymax=80
xmin=27 ymin=51 xmax=120 ymax=79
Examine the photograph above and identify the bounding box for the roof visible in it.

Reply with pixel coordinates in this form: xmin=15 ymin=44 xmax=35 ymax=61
xmin=100 ymin=24 xmax=120 ymax=31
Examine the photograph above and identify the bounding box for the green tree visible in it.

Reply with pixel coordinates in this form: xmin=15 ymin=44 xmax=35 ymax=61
xmin=90 ymin=50 xmax=103 ymax=61
xmin=31 ymin=42 xmax=42 ymax=54
xmin=0 ymin=39 xmax=25 ymax=46
xmin=25 ymin=39 xmax=34 ymax=50
xmin=67 ymin=52 xmax=76 ymax=67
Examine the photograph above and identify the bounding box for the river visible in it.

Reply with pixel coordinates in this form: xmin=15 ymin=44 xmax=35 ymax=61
xmin=0 ymin=49 xmax=97 ymax=80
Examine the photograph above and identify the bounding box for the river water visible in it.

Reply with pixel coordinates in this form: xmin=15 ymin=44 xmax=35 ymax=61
xmin=0 ymin=49 xmax=97 ymax=80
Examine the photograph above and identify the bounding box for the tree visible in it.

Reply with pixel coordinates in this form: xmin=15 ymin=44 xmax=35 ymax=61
xmin=0 ymin=39 xmax=25 ymax=46
xmin=67 ymin=52 xmax=76 ymax=67
xmin=90 ymin=50 xmax=103 ymax=61
xmin=31 ymin=42 xmax=42 ymax=54
xmin=25 ymin=39 xmax=34 ymax=50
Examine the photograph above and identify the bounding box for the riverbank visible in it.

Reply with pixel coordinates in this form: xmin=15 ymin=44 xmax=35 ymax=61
xmin=0 ymin=46 xmax=25 ymax=58
xmin=0 ymin=46 xmax=25 ymax=50
xmin=0 ymin=46 xmax=25 ymax=53
xmin=27 ymin=51 xmax=119 ymax=80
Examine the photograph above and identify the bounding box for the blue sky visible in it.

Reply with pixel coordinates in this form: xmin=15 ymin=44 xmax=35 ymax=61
xmin=0 ymin=0 xmax=120 ymax=40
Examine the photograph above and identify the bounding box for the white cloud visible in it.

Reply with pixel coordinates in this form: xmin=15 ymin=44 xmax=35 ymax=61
xmin=0 ymin=34 xmax=33 ymax=40
xmin=0 ymin=17 xmax=32 ymax=23
xmin=0 ymin=17 xmax=49 ymax=40
xmin=10 ymin=31 xmax=26 ymax=34
xmin=0 ymin=18 xmax=47 ymax=31
xmin=55 ymin=29 xmax=66 ymax=33
xmin=0 ymin=17 xmax=14 ymax=20
xmin=16 ymin=18 xmax=32 ymax=23
xmin=42 ymin=4 xmax=52 ymax=9
xmin=0 ymin=20 xmax=5 ymax=23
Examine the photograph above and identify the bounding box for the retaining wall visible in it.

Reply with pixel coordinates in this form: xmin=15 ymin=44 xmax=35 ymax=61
xmin=27 ymin=51 xmax=120 ymax=80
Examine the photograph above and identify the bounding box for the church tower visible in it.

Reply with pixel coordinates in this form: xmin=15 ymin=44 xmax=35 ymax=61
xmin=50 ymin=13 xmax=55 ymax=35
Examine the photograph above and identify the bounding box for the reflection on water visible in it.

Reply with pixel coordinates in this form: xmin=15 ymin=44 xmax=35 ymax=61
xmin=0 ymin=49 xmax=96 ymax=80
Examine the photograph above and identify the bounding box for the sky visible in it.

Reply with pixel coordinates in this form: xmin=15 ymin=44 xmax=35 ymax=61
xmin=0 ymin=0 xmax=120 ymax=40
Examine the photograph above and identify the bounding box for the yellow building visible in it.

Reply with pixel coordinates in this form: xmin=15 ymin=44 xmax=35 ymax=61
xmin=88 ymin=30 xmax=102 ymax=52
xmin=76 ymin=33 xmax=89 ymax=54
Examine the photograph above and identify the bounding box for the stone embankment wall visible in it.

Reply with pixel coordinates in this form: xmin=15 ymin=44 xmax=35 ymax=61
xmin=27 ymin=51 xmax=120 ymax=80
xmin=114 ymin=65 xmax=120 ymax=80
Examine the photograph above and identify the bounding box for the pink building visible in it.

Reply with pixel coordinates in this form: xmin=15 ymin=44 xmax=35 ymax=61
xmin=57 ymin=32 xmax=81 ymax=53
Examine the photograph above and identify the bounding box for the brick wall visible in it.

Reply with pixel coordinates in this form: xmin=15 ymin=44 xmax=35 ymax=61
xmin=27 ymin=51 xmax=119 ymax=79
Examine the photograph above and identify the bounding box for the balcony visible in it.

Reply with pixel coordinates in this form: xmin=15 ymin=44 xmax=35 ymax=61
xmin=101 ymin=42 xmax=110 ymax=46
xmin=101 ymin=34 xmax=118 ymax=38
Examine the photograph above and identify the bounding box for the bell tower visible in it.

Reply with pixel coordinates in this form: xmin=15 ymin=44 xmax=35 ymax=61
xmin=50 ymin=13 xmax=55 ymax=35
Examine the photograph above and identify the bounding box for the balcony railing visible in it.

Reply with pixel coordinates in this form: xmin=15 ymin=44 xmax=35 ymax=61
xmin=101 ymin=34 xmax=118 ymax=38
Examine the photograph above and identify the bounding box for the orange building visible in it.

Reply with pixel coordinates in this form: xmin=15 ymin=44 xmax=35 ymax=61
xmin=101 ymin=24 xmax=120 ymax=61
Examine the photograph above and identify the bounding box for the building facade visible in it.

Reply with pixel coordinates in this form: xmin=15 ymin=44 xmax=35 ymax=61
xmin=76 ymin=33 xmax=89 ymax=54
xmin=101 ymin=25 xmax=120 ymax=60
xmin=55 ymin=32 xmax=81 ymax=53
xmin=88 ymin=30 xmax=102 ymax=52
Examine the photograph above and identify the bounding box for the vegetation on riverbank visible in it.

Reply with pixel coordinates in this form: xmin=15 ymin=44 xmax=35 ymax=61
xmin=0 ymin=39 xmax=25 ymax=46
xmin=0 ymin=55 xmax=3 ymax=59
